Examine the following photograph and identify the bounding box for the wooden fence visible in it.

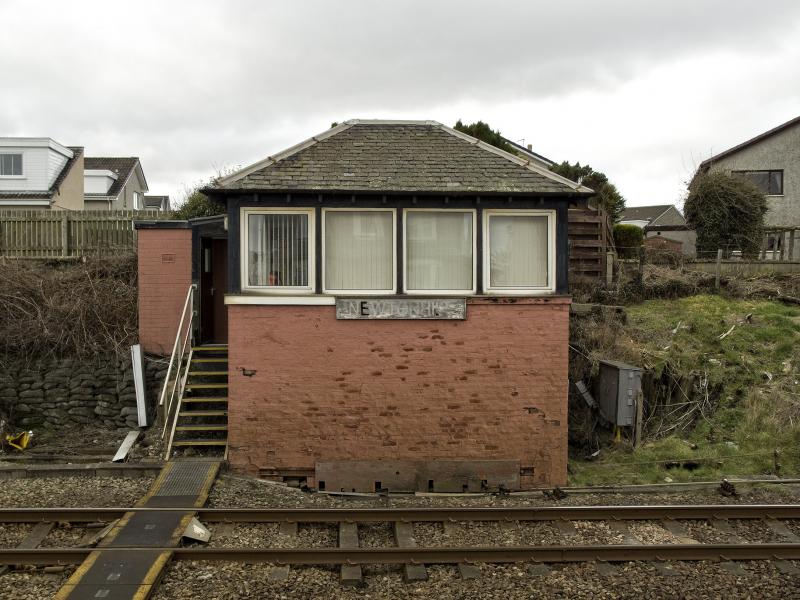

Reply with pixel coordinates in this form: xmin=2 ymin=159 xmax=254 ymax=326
xmin=0 ymin=210 xmax=166 ymax=258
xmin=568 ymin=205 xmax=616 ymax=283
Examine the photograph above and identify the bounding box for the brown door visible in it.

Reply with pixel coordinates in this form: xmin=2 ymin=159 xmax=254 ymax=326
xmin=199 ymin=238 xmax=228 ymax=343
xmin=211 ymin=239 xmax=228 ymax=343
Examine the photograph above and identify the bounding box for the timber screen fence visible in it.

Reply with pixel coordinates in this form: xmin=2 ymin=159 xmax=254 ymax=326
xmin=0 ymin=210 xmax=167 ymax=258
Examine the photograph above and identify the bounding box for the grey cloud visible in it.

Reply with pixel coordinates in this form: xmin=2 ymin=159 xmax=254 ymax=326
xmin=1 ymin=0 xmax=799 ymax=202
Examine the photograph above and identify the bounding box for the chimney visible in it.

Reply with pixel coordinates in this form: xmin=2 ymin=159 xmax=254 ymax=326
xmin=527 ymin=144 xmax=532 ymax=151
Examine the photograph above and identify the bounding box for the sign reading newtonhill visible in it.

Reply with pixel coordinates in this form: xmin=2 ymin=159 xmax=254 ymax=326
xmin=336 ymin=298 xmax=467 ymax=320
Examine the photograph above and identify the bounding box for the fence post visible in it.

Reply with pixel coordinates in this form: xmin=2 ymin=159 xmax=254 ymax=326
xmin=637 ymin=246 xmax=645 ymax=284
xmin=789 ymin=230 xmax=796 ymax=262
xmin=715 ymin=249 xmax=722 ymax=291
xmin=605 ymin=251 xmax=614 ymax=286
xmin=60 ymin=212 xmax=69 ymax=257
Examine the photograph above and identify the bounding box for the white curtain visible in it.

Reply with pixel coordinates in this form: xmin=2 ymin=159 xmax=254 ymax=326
xmin=489 ymin=215 xmax=548 ymax=287
xmin=325 ymin=211 xmax=393 ymax=291
xmin=248 ymin=213 xmax=309 ymax=287
xmin=406 ymin=211 xmax=473 ymax=291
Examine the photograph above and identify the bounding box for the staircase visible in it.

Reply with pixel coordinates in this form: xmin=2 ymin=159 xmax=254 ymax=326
xmin=168 ymin=344 xmax=229 ymax=458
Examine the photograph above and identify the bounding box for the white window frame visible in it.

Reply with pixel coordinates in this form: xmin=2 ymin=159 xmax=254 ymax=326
xmin=0 ymin=152 xmax=24 ymax=178
xmin=240 ymin=207 xmax=316 ymax=295
xmin=483 ymin=209 xmax=556 ymax=295
xmin=403 ymin=208 xmax=477 ymax=296
xmin=322 ymin=207 xmax=397 ymax=296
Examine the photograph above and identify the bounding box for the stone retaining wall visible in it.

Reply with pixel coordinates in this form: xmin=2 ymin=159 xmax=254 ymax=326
xmin=0 ymin=355 xmax=168 ymax=430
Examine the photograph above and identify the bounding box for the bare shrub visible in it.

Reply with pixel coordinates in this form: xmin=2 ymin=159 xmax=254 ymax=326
xmin=0 ymin=255 xmax=137 ymax=365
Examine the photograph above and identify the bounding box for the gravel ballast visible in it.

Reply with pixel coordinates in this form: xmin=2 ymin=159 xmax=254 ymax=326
xmin=150 ymin=560 xmax=800 ymax=600
xmin=0 ymin=475 xmax=154 ymax=508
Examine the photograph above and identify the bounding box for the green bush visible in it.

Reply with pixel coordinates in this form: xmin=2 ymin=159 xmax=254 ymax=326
xmin=172 ymin=190 xmax=225 ymax=220
xmin=684 ymin=172 xmax=767 ymax=257
xmin=613 ymin=224 xmax=644 ymax=258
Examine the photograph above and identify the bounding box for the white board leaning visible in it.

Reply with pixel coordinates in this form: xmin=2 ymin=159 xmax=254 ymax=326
xmin=130 ymin=344 xmax=147 ymax=427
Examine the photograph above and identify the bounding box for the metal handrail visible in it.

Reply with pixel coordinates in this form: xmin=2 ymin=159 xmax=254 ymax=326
xmin=159 ymin=284 xmax=196 ymax=439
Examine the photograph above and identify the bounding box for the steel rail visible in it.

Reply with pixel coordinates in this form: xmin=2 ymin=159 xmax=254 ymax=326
xmin=3 ymin=543 xmax=800 ymax=566
xmin=1 ymin=504 xmax=800 ymax=523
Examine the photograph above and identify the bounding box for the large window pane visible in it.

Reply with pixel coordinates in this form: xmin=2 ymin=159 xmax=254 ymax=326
xmin=769 ymin=171 xmax=783 ymax=195
xmin=325 ymin=211 xmax=393 ymax=291
xmin=0 ymin=154 xmax=22 ymax=176
xmin=745 ymin=172 xmax=770 ymax=194
xmin=489 ymin=214 xmax=549 ymax=287
xmin=406 ymin=211 xmax=473 ymax=291
xmin=248 ymin=213 xmax=309 ymax=287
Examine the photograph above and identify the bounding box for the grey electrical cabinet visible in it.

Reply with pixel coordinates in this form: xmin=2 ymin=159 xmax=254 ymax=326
xmin=594 ymin=359 xmax=642 ymax=427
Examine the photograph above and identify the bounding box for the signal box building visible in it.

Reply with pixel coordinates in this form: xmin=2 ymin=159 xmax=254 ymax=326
xmin=137 ymin=120 xmax=591 ymax=490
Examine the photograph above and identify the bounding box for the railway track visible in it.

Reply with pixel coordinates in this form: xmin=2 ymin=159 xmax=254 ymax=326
xmin=2 ymin=503 xmax=800 ymax=523
xmin=2 ymin=504 xmax=800 ymax=578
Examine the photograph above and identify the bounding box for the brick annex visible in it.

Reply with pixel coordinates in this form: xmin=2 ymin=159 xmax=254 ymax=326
xmin=137 ymin=120 xmax=592 ymax=490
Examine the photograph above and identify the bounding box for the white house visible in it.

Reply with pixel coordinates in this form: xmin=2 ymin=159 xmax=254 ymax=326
xmin=0 ymin=138 xmax=84 ymax=209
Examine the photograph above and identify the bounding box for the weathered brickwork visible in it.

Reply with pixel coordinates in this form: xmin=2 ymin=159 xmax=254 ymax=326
xmin=227 ymin=297 xmax=570 ymax=488
xmin=137 ymin=228 xmax=192 ymax=355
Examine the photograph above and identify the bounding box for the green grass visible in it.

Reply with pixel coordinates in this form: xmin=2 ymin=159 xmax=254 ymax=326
xmin=570 ymin=294 xmax=800 ymax=486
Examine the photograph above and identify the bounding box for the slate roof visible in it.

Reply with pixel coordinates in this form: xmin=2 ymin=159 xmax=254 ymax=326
xmin=84 ymin=157 xmax=140 ymax=198
xmin=0 ymin=146 xmax=83 ymax=200
xmin=144 ymin=194 xmax=170 ymax=210
xmin=620 ymin=205 xmax=674 ymax=223
xmin=213 ymin=120 xmax=592 ymax=195
xmin=699 ymin=115 xmax=800 ymax=170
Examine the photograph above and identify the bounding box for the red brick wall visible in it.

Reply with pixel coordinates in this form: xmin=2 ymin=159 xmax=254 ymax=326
xmin=227 ymin=297 xmax=570 ymax=487
xmin=137 ymin=228 xmax=192 ymax=355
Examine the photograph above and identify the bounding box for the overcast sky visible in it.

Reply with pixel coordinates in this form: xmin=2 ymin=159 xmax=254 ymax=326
xmin=1 ymin=1 xmax=799 ymax=208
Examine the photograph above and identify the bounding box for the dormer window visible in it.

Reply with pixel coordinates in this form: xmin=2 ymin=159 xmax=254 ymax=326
xmin=0 ymin=153 xmax=22 ymax=177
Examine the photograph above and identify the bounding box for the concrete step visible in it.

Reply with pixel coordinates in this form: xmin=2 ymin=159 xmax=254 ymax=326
xmin=188 ymin=371 xmax=228 ymax=376
xmin=182 ymin=397 xmax=228 ymax=403
xmin=185 ymin=383 xmax=228 ymax=390
xmin=178 ymin=410 xmax=228 ymax=417
xmin=176 ymin=425 xmax=228 ymax=432
xmin=192 ymin=345 xmax=228 ymax=352
xmin=173 ymin=439 xmax=228 ymax=446
xmin=190 ymin=358 xmax=228 ymax=363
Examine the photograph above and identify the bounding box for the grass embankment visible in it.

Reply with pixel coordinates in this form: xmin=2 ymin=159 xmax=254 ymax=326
xmin=570 ymin=295 xmax=800 ymax=486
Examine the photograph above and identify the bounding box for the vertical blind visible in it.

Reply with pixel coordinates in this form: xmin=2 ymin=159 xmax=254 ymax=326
xmin=248 ymin=213 xmax=309 ymax=287
xmin=406 ymin=211 xmax=473 ymax=291
xmin=325 ymin=211 xmax=393 ymax=290
xmin=489 ymin=214 xmax=549 ymax=287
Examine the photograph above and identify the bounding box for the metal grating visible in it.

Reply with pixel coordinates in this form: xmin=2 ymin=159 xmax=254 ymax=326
xmin=153 ymin=462 xmax=216 ymax=497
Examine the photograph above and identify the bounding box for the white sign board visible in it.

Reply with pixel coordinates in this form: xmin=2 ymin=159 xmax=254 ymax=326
xmin=336 ymin=298 xmax=466 ymax=320
xmin=130 ymin=344 xmax=147 ymax=427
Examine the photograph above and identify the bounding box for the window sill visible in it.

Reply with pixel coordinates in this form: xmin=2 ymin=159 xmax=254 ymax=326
xmin=0 ymin=175 xmax=25 ymax=179
xmin=225 ymin=293 xmax=570 ymax=306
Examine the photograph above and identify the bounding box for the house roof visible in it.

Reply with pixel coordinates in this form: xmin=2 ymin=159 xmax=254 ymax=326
xmin=144 ymin=194 xmax=170 ymax=210
xmin=83 ymin=157 xmax=143 ymax=198
xmin=212 ymin=120 xmax=593 ymax=196
xmin=501 ymin=137 xmax=555 ymax=167
xmin=620 ymin=204 xmax=674 ymax=223
xmin=0 ymin=146 xmax=83 ymax=201
xmin=699 ymin=115 xmax=800 ymax=170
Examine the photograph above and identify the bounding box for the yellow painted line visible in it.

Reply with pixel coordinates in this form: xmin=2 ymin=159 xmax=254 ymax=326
xmin=52 ymin=550 xmax=102 ymax=599
xmin=140 ymin=550 xmax=174 ymax=586
xmin=98 ymin=515 xmax=129 ymax=548
xmin=194 ymin=462 xmax=222 ymax=508
xmin=137 ymin=461 xmax=175 ymax=506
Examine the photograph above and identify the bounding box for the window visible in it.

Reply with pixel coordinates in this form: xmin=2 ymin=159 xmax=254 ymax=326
xmin=323 ymin=209 xmax=396 ymax=294
xmin=404 ymin=209 xmax=475 ymax=294
xmin=243 ymin=208 xmax=314 ymax=292
xmin=484 ymin=210 xmax=554 ymax=293
xmin=732 ymin=170 xmax=783 ymax=195
xmin=132 ymin=192 xmax=140 ymax=209
xmin=0 ymin=153 xmax=22 ymax=177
